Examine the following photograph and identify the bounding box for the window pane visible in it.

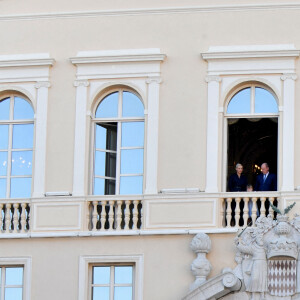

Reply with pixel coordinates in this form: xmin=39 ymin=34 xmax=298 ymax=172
xmin=95 ymin=151 xmax=106 ymax=177
xmin=122 ymin=92 xmax=144 ymax=117
xmin=115 ymin=266 xmax=133 ymax=284
xmin=95 ymin=123 xmax=117 ymax=150
xmin=14 ymin=97 xmax=34 ymax=120
xmin=227 ymin=88 xmax=251 ymax=114
xmin=10 ymin=178 xmax=31 ymax=198
xmin=94 ymin=178 xmax=105 ymax=195
xmin=5 ymin=288 xmax=22 ymax=300
xmin=93 ymin=287 xmax=109 ymax=300
xmin=121 ymin=122 xmax=144 ymax=147
xmin=96 ymin=92 xmax=118 ymax=118
xmin=121 ymin=149 xmax=143 ymax=174
xmin=11 ymin=151 xmax=32 ymax=176
xmin=13 ymin=124 xmax=34 ymax=149
xmin=93 ymin=266 xmax=110 ymax=284
xmin=0 ymin=98 xmax=10 ymax=120
xmin=114 ymin=287 xmax=132 ymax=300
xmin=0 ymin=125 xmax=9 ymax=149
xmin=6 ymin=267 xmax=23 ymax=285
xmin=0 ymin=179 xmax=6 ymax=198
xmin=95 ymin=151 xmax=116 ymax=178
xmin=255 ymin=87 xmax=278 ymax=113
xmin=0 ymin=152 xmax=7 ymax=176
xmin=94 ymin=178 xmax=116 ymax=195
xmin=120 ymin=176 xmax=143 ymax=195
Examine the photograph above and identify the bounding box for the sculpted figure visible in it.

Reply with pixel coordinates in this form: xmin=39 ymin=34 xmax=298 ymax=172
xmin=237 ymin=230 xmax=267 ymax=300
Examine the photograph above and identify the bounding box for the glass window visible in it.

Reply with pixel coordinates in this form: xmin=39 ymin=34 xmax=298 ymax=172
xmin=227 ymin=86 xmax=278 ymax=115
xmin=91 ymin=265 xmax=133 ymax=300
xmin=93 ymin=89 xmax=144 ymax=195
xmin=0 ymin=95 xmax=34 ymax=198
xmin=227 ymin=88 xmax=251 ymax=114
xmin=0 ymin=267 xmax=24 ymax=300
xmin=255 ymin=87 xmax=278 ymax=113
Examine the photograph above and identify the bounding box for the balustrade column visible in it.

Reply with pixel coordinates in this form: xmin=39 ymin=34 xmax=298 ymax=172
xmin=252 ymin=198 xmax=257 ymax=224
xmin=243 ymin=198 xmax=249 ymax=226
xmin=108 ymin=201 xmax=114 ymax=230
xmin=21 ymin=203 xmax=26 ymax=233
xmin=269 ymin=197 xmax=275 ymax=218
xmin=132 ymin=200 xmax=139 ymax=230
xmin=13 ymin=203 xmax=19 ymax=233
xmin=220 ymin=198 xmax=225 ymax=227
xmin=5 ymin=204 xmax=11 ymax=233
xmin=100 ymin=201 xmax=107 ymax=231
xmin=124 ymin=200 xmax=131 ymax=230
xmin=235 ymin=198 xmax=241 ymax=227
xmin=226 ymin=198 xmax=232 ymax=228
xmin=260 ymin=197 xmax=266 ymax=217
xmin=92 ymin=201 xmax=98 ymax=231
xmin=116 ymin=201 xmax=122 ymax=230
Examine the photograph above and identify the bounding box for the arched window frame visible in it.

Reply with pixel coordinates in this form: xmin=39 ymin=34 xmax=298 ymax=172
xmin=225 ymin=83 xmax=279 ymax=118
xmin=91 ymin=87 xmax=145 ymax=195
xmin=0 ymin=92 xmax=35 ymax=198
xmin=223 ymin=83 xmax=280 ymax=191
xmin=202 ymin=44 xmax=299 ymax=193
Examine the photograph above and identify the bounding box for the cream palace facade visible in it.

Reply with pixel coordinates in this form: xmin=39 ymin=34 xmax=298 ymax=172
xmin=1 ymin=0 xmax=300 ymax=299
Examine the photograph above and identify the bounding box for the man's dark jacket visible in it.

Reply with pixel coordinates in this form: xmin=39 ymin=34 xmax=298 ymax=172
xmin=254 ymin=173 xmax=277 ymax=191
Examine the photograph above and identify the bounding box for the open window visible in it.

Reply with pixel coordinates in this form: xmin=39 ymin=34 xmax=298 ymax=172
xmin=92 ymin=88 xmax=145 ymax=195
xmin=225 ymin=84 xmax=279 ymax=190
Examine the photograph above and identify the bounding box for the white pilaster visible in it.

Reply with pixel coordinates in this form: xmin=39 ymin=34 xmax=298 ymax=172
xmin=32 ymin=81 xmax=51 ymax=198
xmin=205 ymin=76 xmax=222 ymax=193
xmin=144 ymin=77 xmax=161 ymax=194
xmin=281 ymin=73 xmax=297 ymax=191
xmin=72 ymin=80 xmax=89 ymax=196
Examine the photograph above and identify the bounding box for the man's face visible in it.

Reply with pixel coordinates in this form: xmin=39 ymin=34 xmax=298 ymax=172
xmin=261 ymin=164 xmax=269 ymax=175
xmin=236 ymin=165 xmax=243 ymax=175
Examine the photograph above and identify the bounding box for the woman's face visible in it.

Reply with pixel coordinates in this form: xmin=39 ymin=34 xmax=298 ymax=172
xmin=236 ymin=165 xmax=243 ymax=175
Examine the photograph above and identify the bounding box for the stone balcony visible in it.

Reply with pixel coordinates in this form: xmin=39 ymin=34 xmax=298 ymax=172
xmin=0 ymin=191 xmax=298 ymax=237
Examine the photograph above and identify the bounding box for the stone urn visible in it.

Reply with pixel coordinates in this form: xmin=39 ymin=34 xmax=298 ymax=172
xmin=190 ymin=233 xmax=212 ymax=291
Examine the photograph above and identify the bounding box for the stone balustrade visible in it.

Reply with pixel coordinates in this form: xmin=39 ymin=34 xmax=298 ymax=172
xmin=87 ymin=199 xmax=143 ymax=231
xmin=220 ymin=194 xmax=279 ymax=228
xmin=0 ymin=201 xmax=31 ymax=233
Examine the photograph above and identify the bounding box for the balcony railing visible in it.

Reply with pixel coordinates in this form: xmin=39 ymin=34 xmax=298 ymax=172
xmin=0 ymin=191 xmax=294 ymax=235
xmin=0 ymin=200 xmax=31 ymax=233
xmin=87 ymin=199 xmax=143 ymax=231
xmin=220 ymin=195 xmax=278 ymax=228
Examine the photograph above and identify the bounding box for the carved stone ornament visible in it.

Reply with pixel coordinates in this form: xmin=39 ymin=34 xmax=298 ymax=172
xmin=183 ymin=215 xmax=300 ymax=300
xmin=233 ymin=214 xmax=300 ymax=300
xmin=190 ymin=233 xmax=212 ymax=291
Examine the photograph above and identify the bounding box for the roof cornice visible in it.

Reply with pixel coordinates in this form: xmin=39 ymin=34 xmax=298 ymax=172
xmin=202 ymin=50 xmax=300 ymax=60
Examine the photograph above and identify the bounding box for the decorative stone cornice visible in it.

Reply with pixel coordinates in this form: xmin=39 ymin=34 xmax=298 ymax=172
xmin=145 ymin=77 xmax=162 ymax=84
xmin=280 ymin=73 xmax=298 ymax=81
xmin=205 ymin=75 xmax=222 ymax=83
xmin=74 ymin=80 xmax=89 ymax=87
xmin=35 ymin=81 xmax=51 ymax=89
xmin=70 ymin=50 xmax=166 ymax=65
xmin=202 ymin=45 xmax=300 ymax=61
xmin=2 ymin=4 xmax=300 ymax=21
xmin=0 ymin=53 xmax=54 ymax=68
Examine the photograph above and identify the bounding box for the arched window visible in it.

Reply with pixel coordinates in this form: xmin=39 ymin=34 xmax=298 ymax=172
xmin=225 ymin=84 xmax=279 ymax=191
xmin=0 ymin=94 xmax=34 ymax=198
xmin=93 ymin=89 xmax=144 ymax=195
xmin=227 ymin=86 xmax=278 ymax=115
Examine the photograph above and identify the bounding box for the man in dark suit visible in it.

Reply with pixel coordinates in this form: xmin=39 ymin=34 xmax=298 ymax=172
xmin=254 ymin=162 xmax=277 ymax=191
